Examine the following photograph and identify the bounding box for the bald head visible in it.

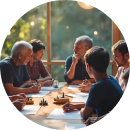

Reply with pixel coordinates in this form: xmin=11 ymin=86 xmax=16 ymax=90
xmin=12 ymin=41 xmax=33 ymax=56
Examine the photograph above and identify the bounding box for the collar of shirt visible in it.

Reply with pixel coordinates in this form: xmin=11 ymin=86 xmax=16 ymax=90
xmin=10 ymin=57 xmax=20 ymax=69
xmin=28 ymin=61 xmax=37 ymax=68
xmin=79 ymin=59 xmax=84 ymax=64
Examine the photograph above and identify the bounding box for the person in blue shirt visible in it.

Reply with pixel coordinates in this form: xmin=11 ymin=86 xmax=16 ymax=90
xmin=64 ymin=35 xmax=95 ymax=85
xmin=78 ymin=40 xmax=129 ymax=92
xmin=85 ymin=67 xmax=130 ymax=126
xmin=63 ymin=46 xmax=123 ymax=120
xmin=0 ymin=41 xmax=41 ymax=95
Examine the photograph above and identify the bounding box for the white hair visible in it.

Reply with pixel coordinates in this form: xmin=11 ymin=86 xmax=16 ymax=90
xmin=12 ymin=41 xmax=32 ymax=56
xmin=75 ymin=35 xmax=93 ymax=48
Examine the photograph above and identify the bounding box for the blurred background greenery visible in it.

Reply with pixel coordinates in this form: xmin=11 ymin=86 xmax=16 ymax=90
xmin=0 ymin=0 xmax=124 ymax=82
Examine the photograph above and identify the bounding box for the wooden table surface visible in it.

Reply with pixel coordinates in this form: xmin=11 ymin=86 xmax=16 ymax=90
xmin=25 ymin=83 xmax=96 ymax=130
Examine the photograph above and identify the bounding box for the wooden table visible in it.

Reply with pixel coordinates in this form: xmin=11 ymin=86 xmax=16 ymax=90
xmin=25 ymin=83 xmax=96 ymax=130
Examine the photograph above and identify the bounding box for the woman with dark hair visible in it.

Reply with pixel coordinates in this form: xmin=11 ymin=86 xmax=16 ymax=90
xmin=27 ymin=39 xmax=53 ymax=86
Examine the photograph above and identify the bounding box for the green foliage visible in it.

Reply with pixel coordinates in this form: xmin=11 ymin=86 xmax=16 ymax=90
xmin=41 ymin=19 xmax=46 ymax=30
xmin=0 ymin=53 xmax=8 ymax=60
xmin=2 ymin=3 xmax=47 ymax=58
xmin=51 ymin=1 xmax=112 ymax=61
xmin=14 ymin=18 xmax=26 ymax=26
xmin=19 ymin=22 xmax=30 ymax=40
xmin=1 ymin=1 xmax=114 ymax=81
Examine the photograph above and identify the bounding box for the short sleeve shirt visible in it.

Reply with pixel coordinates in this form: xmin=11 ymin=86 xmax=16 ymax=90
xmin=0 ymin=57 xmax=30 ymax=87
xmin=26 ymin=60 xmax=49 ymax=80
xmin=64 ymin=55 xmax=90 ymax=84
xmin=85 ymin=75 xmax=123 ymax=117
xmin=115 ymin=67 xmax=125 ymax=89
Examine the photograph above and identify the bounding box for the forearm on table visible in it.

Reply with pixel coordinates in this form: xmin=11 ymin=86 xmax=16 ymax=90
xmin=66 ymin=63 xmax=76 ymax=79
xmin=31 ymin=75 xmax=52 ymax=83
xmin=9 ymin=96 xmax=20 ymax=102
xmin=8 ymin=87 xmax=33 ymax=95
xmin=9 ymin=96 xmax=14 ymax=102
xmin=38 ymin=75 xmax=52 ymax=82
xmin=80 ymin=108 xmax=84 ymax=117
xmin=76 ymin=80 xmax=84 ymax=84
xmin=87 ymin=78 xmax=95 ymax=83
xmin=64 ymin=74 xmax=73 ymax=84
xmin=38 ymin=81 xmax=51 ymax=86
xmin=20 ymin=79 xmax=32 ymax=88
xmin=74 ymin=103 xmax=85 ymax=110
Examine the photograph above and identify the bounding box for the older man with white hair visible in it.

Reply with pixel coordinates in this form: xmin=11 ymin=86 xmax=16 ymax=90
xmin=0 ymin=41 xmax=41 ymax=95
xmin=64 ymin=35 xmax=95 ymax=85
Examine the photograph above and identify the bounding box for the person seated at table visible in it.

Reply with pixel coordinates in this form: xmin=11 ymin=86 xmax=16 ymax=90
xmin=78 ymin=40 xmax=129 ymax=92
xmin=27 ymin=39 xmax=53 ymax=86
xmin=85 ymin=67 xmax=130 ymax=126
xmin=112 ymin=40 xmax=129 ymax=90
xmin=64 ymin=35 xmax=95 ymax=85
xmin=0 ymin=41 xmax=41 ymax=95
xmin=9 ymin=93 xmax=27 ymax=111
xmin=63 ymin=46 xmax=123 ymax=120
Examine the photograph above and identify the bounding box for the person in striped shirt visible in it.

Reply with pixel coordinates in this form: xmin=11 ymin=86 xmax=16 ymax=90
xmin=111 ymin=40 xmax=129 ymax=90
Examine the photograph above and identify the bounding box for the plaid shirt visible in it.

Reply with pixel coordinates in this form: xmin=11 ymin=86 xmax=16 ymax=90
xmin=27 ymin=60 xmax=49 ymax=80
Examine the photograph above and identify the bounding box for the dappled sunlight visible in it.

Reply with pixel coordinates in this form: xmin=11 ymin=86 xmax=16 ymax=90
xmin=8 ymin=31 xmax=11 ymax=36
xmin=0 ymin=0 xmax=123 ymax=129
xmin=77 ymin=1 xmax=94 ymax=10
xmin=30 ymin=21 xmax=35 ymax=26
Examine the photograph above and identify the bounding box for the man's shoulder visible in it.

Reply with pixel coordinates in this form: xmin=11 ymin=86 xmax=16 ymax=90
xmin=98 ymin=75 xmax=116 ymax=84
xmin=66 ymin=55 xmax=73 ymax=60
xmin=89 ymin=83 xmax=99 ymax=92
xmin=0 ymin=56 xmax=11 ymax=64
xmin=0 ymin=57 xmax=14 ymax=75
xmin=91 ymin=76 xmax=116 ymax=88
xmin=0 ymin=57 xmax=11 ymax=67
xmin=65 ymin=55 xmax=73 ymax=62
xmin=90 ymin=76 xmax=115 ymax=94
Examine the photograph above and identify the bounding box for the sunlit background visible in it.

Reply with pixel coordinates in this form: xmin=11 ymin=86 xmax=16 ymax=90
xmin=1 ymin=0 xmax=125 ymax=82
